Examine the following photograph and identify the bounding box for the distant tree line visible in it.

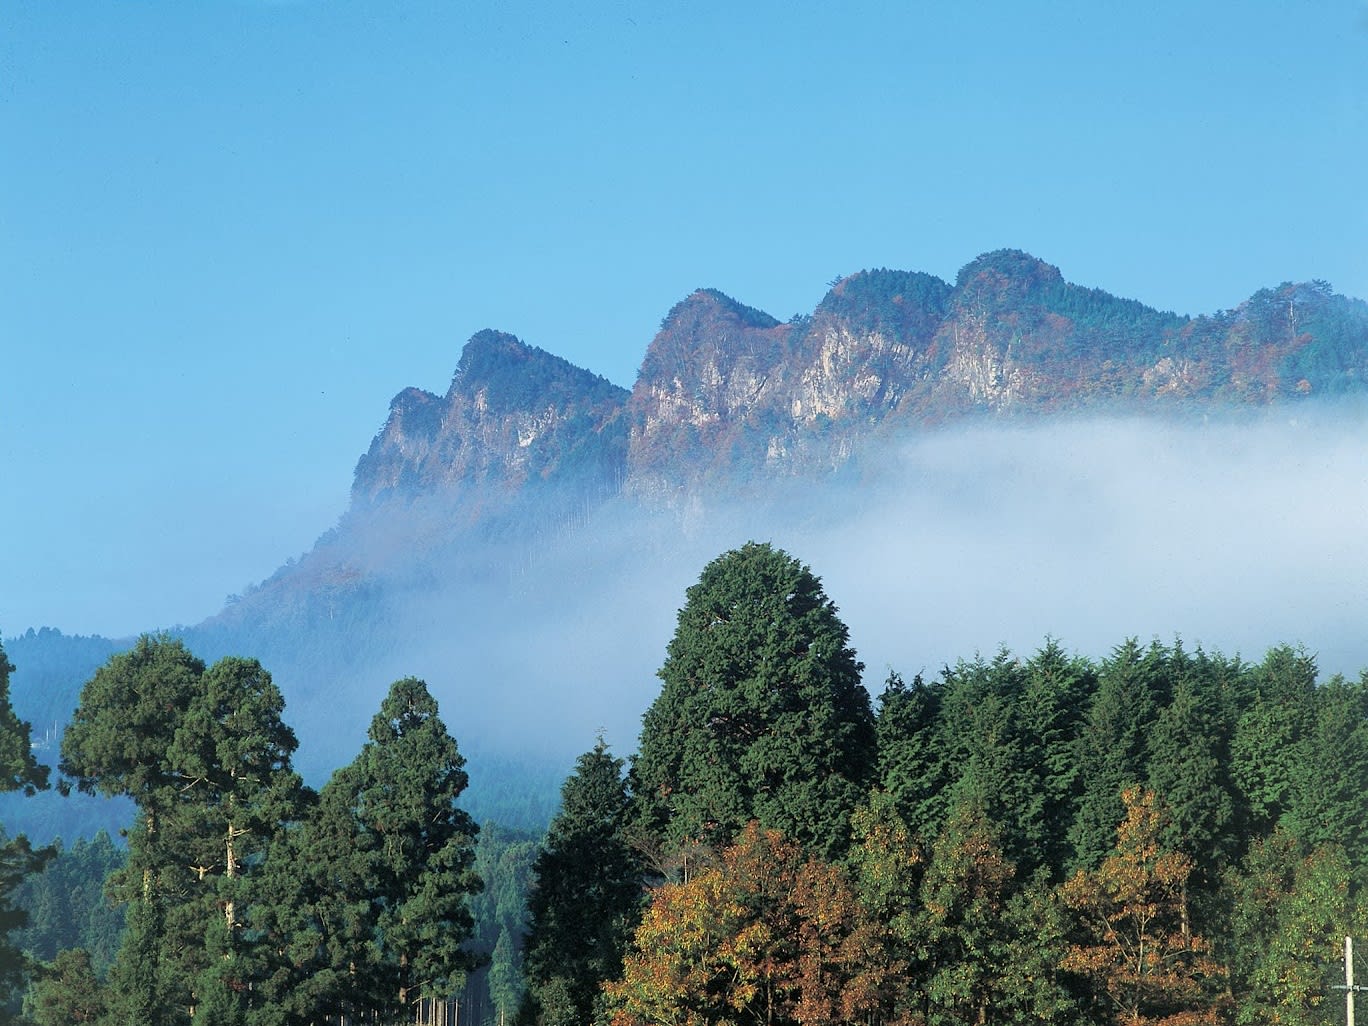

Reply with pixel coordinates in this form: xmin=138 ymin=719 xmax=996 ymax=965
xmin=2 ymin=541 xmax=1367 ymax=1026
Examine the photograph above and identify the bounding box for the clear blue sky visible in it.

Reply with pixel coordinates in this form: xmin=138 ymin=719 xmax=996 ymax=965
xmin=3 ymin=1 xmax=1366 ymax=638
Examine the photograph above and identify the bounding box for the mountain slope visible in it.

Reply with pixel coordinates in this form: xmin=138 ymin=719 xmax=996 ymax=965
xmin=13 ymin=249 xmax=1368 ymax=824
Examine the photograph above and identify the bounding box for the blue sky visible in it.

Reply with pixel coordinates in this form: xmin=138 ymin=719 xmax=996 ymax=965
xmin=3 ymin=1 xmax=1366 ymax=638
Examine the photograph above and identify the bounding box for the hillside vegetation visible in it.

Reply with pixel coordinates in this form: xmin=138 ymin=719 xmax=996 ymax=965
xmin=2 ymin=543 xmax=1366 ymax=1026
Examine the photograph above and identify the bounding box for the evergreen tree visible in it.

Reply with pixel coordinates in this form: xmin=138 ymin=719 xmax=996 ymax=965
xmin=1230 ymin=645 xmax=1317 ymax=836
xmin=60 ymin=638 xmax=308 ymax=1025
xmin=874 ymin=671 xmax=950 ymax=842
xmin=1145 ymin=671 xmax=1237 ymax=888
xmin=522 ymin=739 xmax=640 ymax=1026
xmin=937 ymin=653 xmax=1042 ymax=872
xmin=1015 ymin=640 xmax=1093 ymax=879
xmin=1283 ymin=673 xmax=1368 ymax=862
xmin=1068 ymin=640 xmax=1167 ymax=872
xmin=24 ymin=947 xmax=106 ymax=1026
xmin=59 ymin=636 xmax=202 ymax=1025
xmin=262 ymin=678 xmax=482 ymax=1020
xmin=0 ymin=639 xmax=54 ymax=1014
xmin=631 ymin=542 xmax=875 ymax=861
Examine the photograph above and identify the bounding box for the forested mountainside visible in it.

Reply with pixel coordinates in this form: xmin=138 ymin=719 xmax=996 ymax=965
xmin=193 ymin=249 xmax=1368 ymax=649
xmin=8 ymin=248 xmax=1368 ymax=828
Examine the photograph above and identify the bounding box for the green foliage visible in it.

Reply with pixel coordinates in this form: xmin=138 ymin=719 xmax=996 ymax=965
xmin=59 ymin=637 xmax=312 ymax=1026
xmin=1145 ymin=651 xmax=1239 ymax=883
xmin=1225 ymin=832 xmax=1362 ymax=1026
xmin=876 ymin=671 xmax=951 ymax=842
xmin=259 ymin=678 xmax=482 ymax=1021
xmin=1230 ymin=645 xmax=1318 ymax=835
xmin=1067 ymin=640 xmax=1168 ymax=872
xmin=13 ymin=832 xmax=125 ymax=972
xmin=918 ymin=805 xmax=1077 ymax=1026
xmin=24 ymin=947 xmax=106 ymax=1026
xmin=632 ymin=542 xmax=876 ymax=862
xmin=0 ymin=639 xmax=54 ymax=1015
xmin=522 ymin=739 xmax=641 ymax=1026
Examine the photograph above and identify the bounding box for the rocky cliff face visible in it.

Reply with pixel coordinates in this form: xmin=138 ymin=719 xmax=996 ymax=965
xmin=192 ymin=249 xmax=1368 ymax=695
xmin=352 ymin=329 xmax=629 ymax=508
xmin=624 ymin=289 xmax=795 ymax=497
xmin=343 ymin=254 xmax=1368 ymax=519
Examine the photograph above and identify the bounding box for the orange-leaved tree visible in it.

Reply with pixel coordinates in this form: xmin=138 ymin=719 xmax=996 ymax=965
xmin=603 ymin=822 xmax=887 ymax=1026
xmin=1060 ymin=786 xmax=1226 ymax=1026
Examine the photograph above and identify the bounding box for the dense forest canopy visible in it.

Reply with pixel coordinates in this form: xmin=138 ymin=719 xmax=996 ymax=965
xmin=1 ymin=541 xmax=1366 ymax=1026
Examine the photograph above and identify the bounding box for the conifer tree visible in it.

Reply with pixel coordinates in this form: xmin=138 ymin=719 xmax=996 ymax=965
xmin=1146 ymin=673 xmax=1237 ymax=887
xmin=522 ymin=738 xmax=640 ymax=1026
xmin=0 ymin=639 xmax=51 ymax=1012
xmin=60 ymin=638 xmax=309 ymax=1025
xmin=1068 ymin=640 xmax=1167 ymax=871
xmin=60 ymin=635 xmax=203 ymax=1023
xmin=632 ymin=542 xmax=875 ymax=861
xmin=1015 ymin=639 xmax=1093 ymax=878
xmin=262 ymin=678 xmax=481 ymax=1021
xmin=1230 ymin=645 xmax=1317 ymax=836
xmin=1282 ymin=674 xmax=1368 ymax=863
xmin=874 ymin=671 xmax=950 ymax=841
xmin=24 ymin=947 xmax=106 ymax=1026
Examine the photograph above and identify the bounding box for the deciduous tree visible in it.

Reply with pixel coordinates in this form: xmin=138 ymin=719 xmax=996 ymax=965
xmin=1060 ymin=787 xmax=1226 ymax=1026
xmin=605 ymin=823 xmax=884 ymax=1026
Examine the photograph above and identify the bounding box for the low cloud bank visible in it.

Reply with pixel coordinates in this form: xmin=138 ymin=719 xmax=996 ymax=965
xmin=280 ymin=404 xmax=1368 ymax=775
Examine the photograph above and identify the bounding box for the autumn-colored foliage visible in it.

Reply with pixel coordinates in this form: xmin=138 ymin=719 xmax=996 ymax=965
xmin=1060 ymin=787 xmax=1227 ymax=1026
xmin=604 ymin=823 xmax=886 ymax=1026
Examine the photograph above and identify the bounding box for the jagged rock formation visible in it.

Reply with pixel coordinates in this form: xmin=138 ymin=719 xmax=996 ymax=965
xmin=353 ymin=329 xmax=628 ymax=508
xmin=197 ymin=249 xmax=1368 ymax=654
xmin=341 ymin=251 xmax=1368 ymax=517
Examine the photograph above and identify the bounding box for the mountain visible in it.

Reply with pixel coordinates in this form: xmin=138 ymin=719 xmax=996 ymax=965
xmin=338 ymin=250 xmax=1368 ymax=513
xmin=10 ymin=249 xmax=1368 ymax=834
xmin=353 ymin=329 xmax=629 ymax=507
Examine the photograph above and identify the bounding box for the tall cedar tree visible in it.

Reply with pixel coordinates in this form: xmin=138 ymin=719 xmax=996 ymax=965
xmin=631 ymin=542 xmax=875 ymax=862
xmin=1068 ymin=641 xmax=1167 ymax=872
xmin=260 ymin=678 xmax=481 ymax=1021
xmin=60 ymin=638 xmax=308 ymax=1026
xmin=59 ymin=635 xmax=203 ymax=1025
xmin=0 ymin=639 xmax=51 ymax=1014
xmin=1229 ymin=646 xmax=1317 ymax=837
xmin=522 ymin=739 xmax=640 ymax=1026
xmin=874 ymin=671 xmax=950 ymax=843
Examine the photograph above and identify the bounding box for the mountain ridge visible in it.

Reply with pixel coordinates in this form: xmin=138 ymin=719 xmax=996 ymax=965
xmin=351 ymin=249 xmax=1368 ymax=513
xmin=11 ymin=247 xmax=1368 ymax=814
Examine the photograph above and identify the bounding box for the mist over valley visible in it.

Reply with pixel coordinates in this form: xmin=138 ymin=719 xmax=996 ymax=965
xmin=9 ymin=251 xmax=1368 ymax=834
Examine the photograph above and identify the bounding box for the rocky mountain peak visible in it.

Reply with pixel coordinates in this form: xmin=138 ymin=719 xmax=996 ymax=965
xmin=351 ymin=330 xmax=629 ymax=506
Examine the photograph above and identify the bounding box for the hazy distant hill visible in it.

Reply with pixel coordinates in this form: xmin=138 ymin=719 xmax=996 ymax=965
xmin=11 ymin=249 xmax=1368 ymax=834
